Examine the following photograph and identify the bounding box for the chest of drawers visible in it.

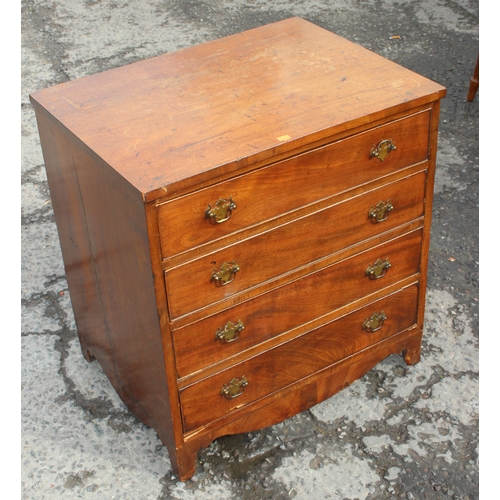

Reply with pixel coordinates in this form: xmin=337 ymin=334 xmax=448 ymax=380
xmin=30 ymin=17 xmax=446 ymax=481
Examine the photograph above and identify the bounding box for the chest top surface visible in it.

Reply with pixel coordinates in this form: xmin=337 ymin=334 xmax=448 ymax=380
xmin=30 ymin=17 xmax=445 ymax=199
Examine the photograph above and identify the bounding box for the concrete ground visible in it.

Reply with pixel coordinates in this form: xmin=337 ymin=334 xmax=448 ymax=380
xmin=21 ymin=1 xmax=479 ymax=499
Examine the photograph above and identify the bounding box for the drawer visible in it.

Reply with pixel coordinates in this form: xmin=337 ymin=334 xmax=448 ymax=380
xmin=165 ymin=172 xmax=426 ymax=318
xmin=173 ymin=228 xmax=422 ymax=378
xmin=180 ymin=285 xmax=419 ymax=432
xmin=157 ymin=110 xmax=430 ymax=258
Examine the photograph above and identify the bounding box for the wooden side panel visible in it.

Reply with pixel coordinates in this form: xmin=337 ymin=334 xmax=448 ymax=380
xmin=33 ymin=108 xmax=114 ymax=370
xmin=418 ymin=100 xmax=442 ymax=328
xmin=32 ymin=106 xmax=176 ymax=451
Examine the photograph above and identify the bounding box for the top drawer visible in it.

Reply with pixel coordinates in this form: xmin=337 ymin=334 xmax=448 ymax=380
xmin=157 ymin=110 xmax=431 ymax=258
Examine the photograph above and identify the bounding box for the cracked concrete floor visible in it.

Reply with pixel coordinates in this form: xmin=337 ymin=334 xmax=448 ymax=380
xmin=21 ymin=1 xmax=479 ymax=499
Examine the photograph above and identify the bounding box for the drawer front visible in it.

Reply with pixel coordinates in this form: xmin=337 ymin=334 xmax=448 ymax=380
xmin=158 ymin=110 xmax=430 ymax=258
xmin=166 ymin=172 xmax=426 ymax=318
xmin=173 ymin=228 xmax=422 ymax=378
xmin=180 ymin=285 xmax=419 ymax=432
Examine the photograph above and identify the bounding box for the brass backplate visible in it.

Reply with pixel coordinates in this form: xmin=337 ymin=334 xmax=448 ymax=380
xmin=215 ymin=320 xmax=245 ymax=343
xmin=211 ymin=261 xmax=240 ymax=286
xmin=370 ymin=139 xmax=397 ymax=161
xmin=206 ymin=197 xmax=237 ymax=223
xmin=366 ymin=258 xmax=391 ymax=279
xmin=362 ymin=311 xmax=387 ymax=332
xmin=220 ymin=376 xmax=248 ymax=399
xmin=369 ymin=200 xmax=394 ymax=222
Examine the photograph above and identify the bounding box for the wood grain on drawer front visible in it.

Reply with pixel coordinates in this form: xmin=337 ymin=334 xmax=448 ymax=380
xmin=165 ymin=172 xmax=426 ymax=318
xmin=173 ymin=229 xmax=422 ymax=378
xmin=157 ymin=110 xmax=430 ymax=259
xmin=180 ymin=285 xmax=419 ymax=432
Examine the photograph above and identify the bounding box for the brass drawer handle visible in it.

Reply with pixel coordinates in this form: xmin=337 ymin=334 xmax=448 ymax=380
xmin=366 ymin=258 xmax=391 ymax=279
xmin=211 ymin=261 xmax=240 ymax=286
xmin=368 ymin=200 xmax=394 ymax=222
xmin=206 ymin=197 xmax=237 ymax=223
xmin=363 ymin=311 xmax=387 ymax=332
xmin=370 ymin=139 xmax=397 ymax=161
xmin=221 ymin=376 xmax=248 ymax=399
xmin=215 ymin=320 xmax=245 ymax=343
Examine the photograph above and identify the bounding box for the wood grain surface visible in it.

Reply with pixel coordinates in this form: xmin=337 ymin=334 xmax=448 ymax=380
xmin=180 ymin=285 xmax=419 ymax=432
xmin=30 ymin=17 xmax=445 ymax=199
xmin=32 ymin=110 xmax=176 ymax=453
xmin=165 ymin=171 xmax=426 ymax=318
xmin=29 ymin=17 xmax=446 ymax=481
xmin=172 ymin=228 xmax=422 ymax=379
xmin=157 ymin=110 xmax=430 ymax=257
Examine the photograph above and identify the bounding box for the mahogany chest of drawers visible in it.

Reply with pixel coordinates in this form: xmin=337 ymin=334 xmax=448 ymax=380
xmin=30 ymin=17 xmax=446 ymax=480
